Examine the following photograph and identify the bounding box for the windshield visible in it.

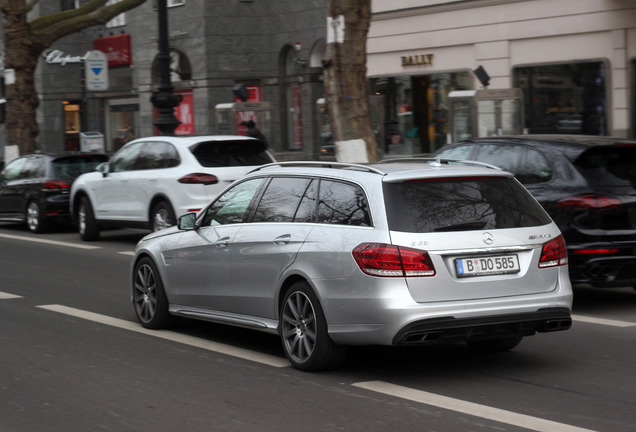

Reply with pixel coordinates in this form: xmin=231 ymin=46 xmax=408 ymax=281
xmin=383 ymin=177 xmax=552 ymax=233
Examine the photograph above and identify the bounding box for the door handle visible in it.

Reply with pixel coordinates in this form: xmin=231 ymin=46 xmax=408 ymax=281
xmin=274 ymin=234 xmax=291 ymax=245
xmin=215 ymin=236 xmax=230 ymax=248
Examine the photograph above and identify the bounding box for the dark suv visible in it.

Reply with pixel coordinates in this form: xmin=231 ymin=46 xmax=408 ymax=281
xmin=0 ymin=153 xmax=108 ymax=233
xmin=433 ymin=135 xmax=636 ymax=289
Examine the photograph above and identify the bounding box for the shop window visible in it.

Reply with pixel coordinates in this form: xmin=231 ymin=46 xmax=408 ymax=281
xmin=514 ymin=62 xmax=607 ymax=136
xmin=106 ymin=0 xmax=126 ymax=27
xmin=60 ymin=0 xmax=79 ymax=11
xmin=63 ymin=101 xmax=81 ymax=151
xmin=370 ymin=72 xmax=471 ymax=155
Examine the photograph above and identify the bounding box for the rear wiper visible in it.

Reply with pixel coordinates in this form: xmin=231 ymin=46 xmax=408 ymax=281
xmin=433 ymin=221 xmax=488 ymax=232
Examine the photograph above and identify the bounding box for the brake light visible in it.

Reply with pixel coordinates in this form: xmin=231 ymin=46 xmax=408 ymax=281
xmin=538 ymin=235 xmax=568 ymax=268
xmin=178 ymin=173 xmax=219 ymax=185
xmin=41 ymin=180 xmax=70 ymax=191
xmin=557 ymin=193 xmax=621 ymax=209
xmin=352 ymin=243 xmax=436 ymax=277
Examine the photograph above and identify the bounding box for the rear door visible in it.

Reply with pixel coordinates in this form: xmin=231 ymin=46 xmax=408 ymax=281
xmin=0 ymin=157 xmax=28 ymax=218
xmin=228 ymin=176 xmax=316 ymax=318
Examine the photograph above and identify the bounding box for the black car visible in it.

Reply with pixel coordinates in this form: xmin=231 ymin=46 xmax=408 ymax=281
xmin=0 ymin=153 xmax=108 ymax=233
xmin=432 ymin=135 xmax=636 ymax=289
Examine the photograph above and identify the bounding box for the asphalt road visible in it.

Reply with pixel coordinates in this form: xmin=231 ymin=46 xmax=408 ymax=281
xmin=1 ymin=223 xmax=635 ymax=432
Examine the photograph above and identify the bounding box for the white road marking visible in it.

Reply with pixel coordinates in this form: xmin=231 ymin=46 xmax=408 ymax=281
xmin=572 ymin=314 xmax=636 ymax=328
xmin=0 ymin=233 xmax=100 ymax=250
xmin=353 ymin=381 xmax=598 ymax=432
xmin=0 ymin=291 xmax=23 ymax=299
xmin=118 ymin=251 xmax=135 ymax=256
xmin=37 ymin=304 xmax=290 ymax=368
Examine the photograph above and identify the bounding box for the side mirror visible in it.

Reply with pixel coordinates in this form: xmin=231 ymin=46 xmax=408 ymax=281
xmin=96 ymin=162 xmax=110 ymax=177
xmin=178 ymin=212 xmax=197 ymax=231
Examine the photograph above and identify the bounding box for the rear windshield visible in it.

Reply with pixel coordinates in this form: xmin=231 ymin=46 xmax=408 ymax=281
xmin=52 ymin=155 xmax=108 ymax=179
xmin=190 ymin=140 xmax=273 ymax=167
xmin=383 ymin=177 xmax=552 ymax=233
xmin=574 ymin=145 xmax=636 ymax=191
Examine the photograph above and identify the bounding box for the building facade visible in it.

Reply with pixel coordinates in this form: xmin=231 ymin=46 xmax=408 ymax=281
xmin=368 ymin=0 xmax=636 ymax=155
xmin=4 ymin=0 xmax=329 ymax=160
xmin=3 ymin=0 xmax=636 ymax=160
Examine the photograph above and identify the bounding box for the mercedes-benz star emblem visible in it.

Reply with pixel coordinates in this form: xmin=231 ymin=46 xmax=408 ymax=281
xmin=483 ymin=232 xmax=494 ymax=245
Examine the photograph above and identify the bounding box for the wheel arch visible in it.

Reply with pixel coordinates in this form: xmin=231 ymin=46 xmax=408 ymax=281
xmin=148 ymin=194 xmax=175 ymax=221
xmin=277 ymin=274 xmax=313 ymax=320
xmin=71 ymin=190 xmax=90 ymax=222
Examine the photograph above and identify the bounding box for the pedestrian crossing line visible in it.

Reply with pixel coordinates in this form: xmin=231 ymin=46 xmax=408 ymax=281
xmin=353 ymin=381 xmax=599 ymax=432
xmin=0 ymin=233 xmax=100 ymax=250
xmin=0 ymin=291 xmax=23 ymax=299
xmin=572 ymin=314 xmax=636 ymax=328
xmin=37 ymin=304 xmax=290 ymax=368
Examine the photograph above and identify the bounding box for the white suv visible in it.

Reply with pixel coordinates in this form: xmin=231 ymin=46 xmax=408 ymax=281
xmin=70 ymin=135 xmax=274 ymax=241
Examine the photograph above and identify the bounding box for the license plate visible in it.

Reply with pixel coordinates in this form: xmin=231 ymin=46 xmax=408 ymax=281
xmin=455 ymin=254 xmax=520 ymax=278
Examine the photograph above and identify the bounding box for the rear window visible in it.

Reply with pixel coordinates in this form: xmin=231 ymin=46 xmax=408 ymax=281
xmin=383 ymin=177 xmax=551 ymax=233
xmin=574 ymin=145 xmax=636 ymax=190
xmin=190 ymin=140 xmax=273 ymax=167
xmin=52 ymin=155 xmax=108 ymax=179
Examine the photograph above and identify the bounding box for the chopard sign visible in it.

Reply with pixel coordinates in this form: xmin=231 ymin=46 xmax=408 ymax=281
xmin=43 ymin=50 xmax=91 ymax=66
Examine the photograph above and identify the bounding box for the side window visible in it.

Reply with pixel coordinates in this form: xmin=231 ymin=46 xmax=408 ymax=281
xmin=135 ymin=142 xmax=180 ymax=170
xmin=517 ymin=148 xmax=552 ymax=184
xmin=318 ymin=180 xmax=371 ymax=226
xmin=436 ymin=145 xmax=474 ymax=161
xmin=22 ymin=158 xmax=45 ymax=179
xmin=294 ymin=180 xmax=317 ymax=222
xmin=475 ymin=144 xmax=520 ymax=173
xmin=252 ymin=177 xmax=312 ymax=223
xmin=202 ymin=178 xmax=264 ymax=226
xmin=109 ymin=142 xmax=144 ymax=172
xmin=1 ymin=158 xmax=27 ymax=181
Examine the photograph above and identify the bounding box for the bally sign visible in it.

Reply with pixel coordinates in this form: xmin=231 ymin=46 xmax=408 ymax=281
xmin=85 ymin=50 xmax=109 ymax=91
xmin=401 ymin=53 xmax=434 ymax=67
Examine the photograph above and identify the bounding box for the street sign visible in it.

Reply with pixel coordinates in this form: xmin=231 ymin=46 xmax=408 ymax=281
xmin=85 ymin=50 xmax=109 ymax=91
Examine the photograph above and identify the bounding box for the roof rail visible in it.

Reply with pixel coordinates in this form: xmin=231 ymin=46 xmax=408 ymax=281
xmin=248 ymin=161 xmax=386 ymax=175
xmin=378 ymin=157 xmax=502 ymax=171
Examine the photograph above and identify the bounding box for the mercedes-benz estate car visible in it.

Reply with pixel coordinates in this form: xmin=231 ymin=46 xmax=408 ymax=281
xmin=70 ymin=135 xmax=274 ymax=241
xmin=0 ymin=152 xmax=108 ymax=233
xmin=433 ymin=135 xmax=636 ymax=289
xmin=131 ymin=160 xmax=573 ymax=371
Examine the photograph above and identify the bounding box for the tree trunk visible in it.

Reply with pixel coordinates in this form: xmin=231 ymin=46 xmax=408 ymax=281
xmin=323 ymin=0 xmax=378 ymax=163
xmin=4 ymin=1 xmax=41 ymax=154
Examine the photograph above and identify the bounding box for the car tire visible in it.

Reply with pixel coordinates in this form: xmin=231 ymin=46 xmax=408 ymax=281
xmin=466 ymin=336 xmax=523 ymax=353
xmin=151 ymin=201 xmax=176 ymax=232
xmin=132 ymin=257 xmax=174 ymax=329
xmin=78 ymin=196 xmax=100 ymax=241
xmin=280 ymin=281 xmax=348 ymax=371
xmin=26 ymin=200 xmax=48 ymax=233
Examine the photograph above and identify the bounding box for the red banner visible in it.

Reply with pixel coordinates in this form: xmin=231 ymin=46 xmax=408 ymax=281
xmin=93 ymin=34 xmax=132 ymax=67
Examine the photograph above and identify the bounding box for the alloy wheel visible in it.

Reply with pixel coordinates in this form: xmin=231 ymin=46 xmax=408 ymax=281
xmin=281 ymin=291 xmax=317 ymax=364
xmin=133 ymin=263 xmax=157 ymax=324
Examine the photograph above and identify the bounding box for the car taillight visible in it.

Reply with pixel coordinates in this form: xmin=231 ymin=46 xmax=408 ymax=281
xmin=352 ymin=243 xmax=436 ymax=277
xmin=556 ymin=193 xmax=621 ymax=209
xmin=538 ymin=235 xmax=568 ymax=268
xmin=178 ymin=173 xmax=219 ymax=185
xmin=41 ymin=180 xmax=70 ymax=191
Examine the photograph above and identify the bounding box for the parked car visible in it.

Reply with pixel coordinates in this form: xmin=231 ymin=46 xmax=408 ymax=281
xmin=0 ymin=153 xmax=108 ymax=233
xmin=131 ymin=160 xmax=572 ymax=371
xmin=432 ymin=134 xmax=636 ymax=289
xmin=70 ymin=135 xmax=275 ymax=241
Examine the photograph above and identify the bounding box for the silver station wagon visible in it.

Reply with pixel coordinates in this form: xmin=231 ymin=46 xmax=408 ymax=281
xmin=131 ymin=160 xmax=573 ymax=371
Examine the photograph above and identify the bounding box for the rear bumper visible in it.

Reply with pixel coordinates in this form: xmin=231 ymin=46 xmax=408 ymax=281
xmin=569 ymin=253 xmax=636 ymax=288
xmin=392 ymin=307 xmax=571 ymax=346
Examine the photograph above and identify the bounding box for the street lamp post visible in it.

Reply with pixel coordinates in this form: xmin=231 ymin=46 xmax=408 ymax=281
xmin=151 ymin=0 xmax=182 ymax=135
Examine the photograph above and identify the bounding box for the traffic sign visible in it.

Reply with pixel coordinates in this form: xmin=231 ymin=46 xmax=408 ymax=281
xmin=85 ymin=50 xmax=109 ymax=91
